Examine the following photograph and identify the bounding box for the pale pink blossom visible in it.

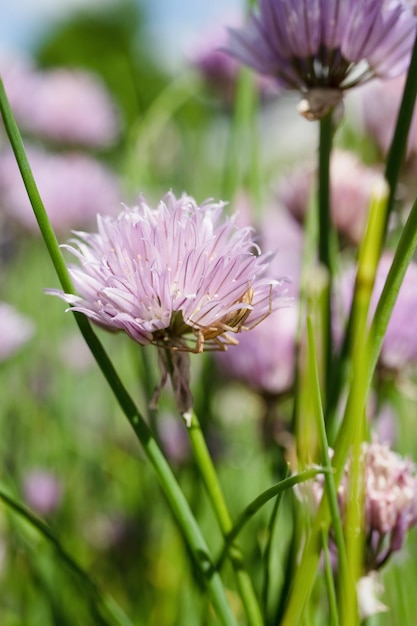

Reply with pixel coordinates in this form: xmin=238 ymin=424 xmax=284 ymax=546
xmin=50 ymin=192 xmax=287 ymax=353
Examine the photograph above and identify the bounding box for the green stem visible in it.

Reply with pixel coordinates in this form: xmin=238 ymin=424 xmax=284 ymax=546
xmin=123 ymin=71 xmax=200 ymax=192
xmin=384 ymin=29 xmax=417 ymax=239
xmin=261 ymin=482 xmax=284 ymax=619
xmin=321 ymin=528 xmax=339 ymax=626
xmin=0 ymin=77 xmax=236 ymax=626
xmin=318 ymin=112 xmax=333 ymax=272
xmin=318 ymin=111 xmax=335 ymax=390
xmin=306 ymin=316 xmax=348 ymax=592
xmin=223 ymin=68 xmax=259 ymax=205
xmin=216 ymin=468 xmax=328 ymax=570
xmin=186 ymin=410 xmax=264 ymax=626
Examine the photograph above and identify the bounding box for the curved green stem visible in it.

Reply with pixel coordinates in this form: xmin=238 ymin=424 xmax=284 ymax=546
xmin=186 ymin=410 xmax=264 ymax=626
xmin=216 ymin=468 xmax=328 ymax=570
xmin=369 ymin=195 xmax=417 ymax=378
xmin=0 ymin=77 xmax=236 ymax=626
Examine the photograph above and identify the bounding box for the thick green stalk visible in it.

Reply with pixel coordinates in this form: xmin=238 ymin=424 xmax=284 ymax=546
xmin=318 ymin=112 xmax=333 ymax=272
xmin=384 ymin=30 xmax=417 ymax=239
xmin=186 ymin=410 xmax=264 ymax=626
xmin=318 ymin=111 xmax=335 ymax=390
xmin=0 ymin=77 xmax=236 ymax=626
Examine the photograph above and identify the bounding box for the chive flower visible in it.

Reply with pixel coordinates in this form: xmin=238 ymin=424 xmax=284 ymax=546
xmin=226 ymin=0 xmax=417 ymax=119
xmin=50 ymin=192 xmax=285 ymax=354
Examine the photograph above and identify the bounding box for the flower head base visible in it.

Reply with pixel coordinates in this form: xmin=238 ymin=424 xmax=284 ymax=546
xmin=226 ymin=0 xmax=417 ymax=119
xmin=51 ymin=193 xmax=285 ymax=353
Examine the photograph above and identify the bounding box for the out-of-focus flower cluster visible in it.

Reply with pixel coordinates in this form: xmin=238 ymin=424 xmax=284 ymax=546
xmin=306 ymin=441 xmax=417 ymax=571
xmin=277 ymin=149 xmax=385 ymax=244
xmin=1 ymin=56 xmax=120 ymax=148
xmin=0 ymin=146 xmax=121 ymax=233
xmin=0 ymin=55 xmax=121 ymax=234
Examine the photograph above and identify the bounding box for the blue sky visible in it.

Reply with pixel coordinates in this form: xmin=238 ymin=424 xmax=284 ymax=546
xmin=0 ymin=0 xmax=245 ymax=69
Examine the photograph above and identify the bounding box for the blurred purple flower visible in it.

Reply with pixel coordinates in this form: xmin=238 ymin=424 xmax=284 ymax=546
xmin=23 ymin=470 xmax=62 ymax=516
xmin=216 ymin=202 xmax=302 ymax=395
xmin=338 ymin=253 xmax=417 ymax=372
xmin=216 ymin=306 xmax=298 ymax=395
xmin=308 ymin=440 xmax=417 ymax=570
xmin=0 ymin=145 xmax=121 ymax=234
xmin=359 ymin=75 xmax=417 ymax=160
xmin=158 ymin=413 xmax=191 ymax=465
xmin=0 ymin=302 xmax=35 ymax=361
xmin=348 ymin=442 xmax=417 ymax=569
xmin=191 ymin=28 xmax=277 ymax=105
xmin=1 ymin=56 xmax=120 ymax=148
xmin=226 ymin=0 xmax=417 ymax=119
xmin=58 ymin=332 xmax=95 ymax=372
xmin=50 ymin=192 xmax=287 ymax=353
xmin=278 ymin=149 xmax=385 ymax=243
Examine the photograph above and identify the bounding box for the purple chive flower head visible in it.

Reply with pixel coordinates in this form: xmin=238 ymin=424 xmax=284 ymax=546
xmin=226 ymin=0 xmax=417 ymax=119
xmin=51 ymin=192 xmax=286 ymax=353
